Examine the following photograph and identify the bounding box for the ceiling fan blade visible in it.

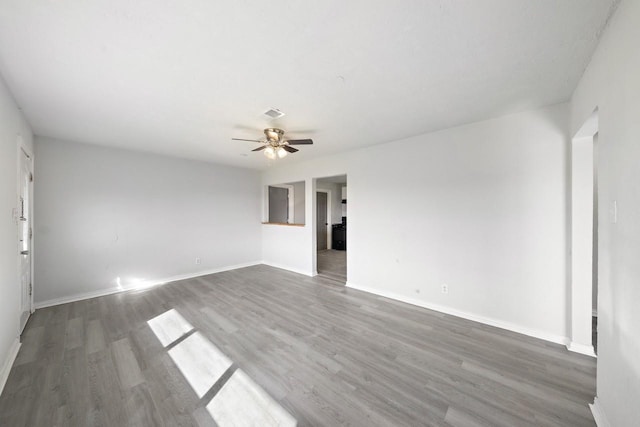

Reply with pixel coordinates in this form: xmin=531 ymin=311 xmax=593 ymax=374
xmin=286 ymin=139 xmax=313 ymax=145
xmin=252 ymin=146 xmax=267 ymax=151
xmin=283 ymin=145 xmax=299 ymax=153
xmin=287 ymin=129 xmax=317 ymax=134
xmin=233 ymin=124 xmax=263 ymax=132
xmin=232 ymin=138 xmax=262 ymax=142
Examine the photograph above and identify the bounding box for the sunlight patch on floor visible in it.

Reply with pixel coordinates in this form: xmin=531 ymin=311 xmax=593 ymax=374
xmin=115 ymin=275 xmax=166 ymax=292
xmin=207 ymin=369 xmax=297 ymax=427
xmin=168 ymin=332 xmax=232 ymax=398
xmin=147 ymin=308 xmax=297 ymax=425
xmin=147 ymin=309 xmax=194 ymax=346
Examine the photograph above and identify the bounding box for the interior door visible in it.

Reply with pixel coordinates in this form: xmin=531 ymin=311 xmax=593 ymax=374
xmin=18 ymin=149 xmax=32 ymax=333
xmin=317 ymin=192 xmax=327 ymax=250
xmin=268 ymin=186 xmax=289 ymax=223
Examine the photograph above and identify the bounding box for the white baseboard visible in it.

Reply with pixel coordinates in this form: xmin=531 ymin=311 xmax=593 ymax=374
xmin=590 ymin=398 xmax=611 ymax=427
xmin=345 ymin=281 xmax=570 ymax=346
xmin=0 ymin=338 xmax=21 ymax=396
xmin=34 ymin=261 xmax=263 ymax=309
xmin=567 ymin=341 xmax=597 ymax=357
xmin=261 ymin=261 xmax=314 ymax=277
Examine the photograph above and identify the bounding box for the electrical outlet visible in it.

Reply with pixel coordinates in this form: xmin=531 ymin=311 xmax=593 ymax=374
xmin=195 ymin=257 xmax=201 ymax=265
xmin=441 ymin=284 xmax=448 ymax=294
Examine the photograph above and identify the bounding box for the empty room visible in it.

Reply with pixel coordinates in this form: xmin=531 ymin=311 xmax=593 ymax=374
xmin=0 ymin=0 xmax=638 ymax=426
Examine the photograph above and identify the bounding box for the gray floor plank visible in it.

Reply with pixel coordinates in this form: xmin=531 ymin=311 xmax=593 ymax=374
xmin=65 ymin=317 xmax=84 ymax=350
xmin=86 ymin=319 xmax=107 ymax=355
xmin=111 ymin=337 xmax=145 ymax=391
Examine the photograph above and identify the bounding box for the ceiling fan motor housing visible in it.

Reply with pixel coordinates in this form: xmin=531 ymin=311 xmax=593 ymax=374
xmin=264 ymin=128 xmax=285 ymax=143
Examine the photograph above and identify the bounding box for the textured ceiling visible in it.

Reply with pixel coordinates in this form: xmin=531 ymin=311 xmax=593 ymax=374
xmin=0 ymin=0 xmax=617 ymax=169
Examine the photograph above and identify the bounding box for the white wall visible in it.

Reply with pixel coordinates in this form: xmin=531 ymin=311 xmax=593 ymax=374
xmin=570 ymin=0 xmax=640 ymax=424
xmin=262 ymin=103 xmax=570 ymax=342
xmin=262 ymin=224 xmax=313 ymax=275
xmin=34 ymin=138 xmax=262 ymax=305
xmin=0 ymin=75 xmax=33 ymax=390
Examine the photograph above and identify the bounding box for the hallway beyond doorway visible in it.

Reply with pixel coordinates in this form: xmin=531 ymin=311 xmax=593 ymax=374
xmin=317 ymin=250 xmax=346 ymax=284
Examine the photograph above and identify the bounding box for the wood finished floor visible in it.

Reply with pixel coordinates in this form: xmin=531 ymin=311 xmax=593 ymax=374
xmin=317 ymin=249 xmax=347 ymax=283
xmin=0 ymin=265 xmax=596 ymax=426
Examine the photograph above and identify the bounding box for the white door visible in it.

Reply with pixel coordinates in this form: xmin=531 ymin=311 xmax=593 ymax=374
xmin=18 ymin=148 xmax=33 ymax=333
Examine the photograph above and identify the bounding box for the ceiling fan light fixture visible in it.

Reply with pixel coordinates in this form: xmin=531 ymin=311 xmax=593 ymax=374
xmin=233 ymin=127 xmax=312 ymax=159
xmin=264 ymin=146 xmax=276 ymax=159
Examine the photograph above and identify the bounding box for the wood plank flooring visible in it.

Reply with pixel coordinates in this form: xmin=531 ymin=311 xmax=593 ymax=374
xmin=317 ymin=250 xmax=347 ymax=283
xmin=0 ymin=265 xmax=596 ymax=426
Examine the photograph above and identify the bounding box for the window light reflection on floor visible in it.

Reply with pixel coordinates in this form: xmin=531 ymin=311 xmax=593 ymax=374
xmin=115 ymin=275 xmax=167 ymax=292
xmin=207 ymin=369 xmax=297 ymax=427
xmin=168 ymin=332 xmax=232 ymax=398
xmin=147 ymin=309 xmax=296 ymax=425
xmin=147 ymin=309 xmax=194 ymax=347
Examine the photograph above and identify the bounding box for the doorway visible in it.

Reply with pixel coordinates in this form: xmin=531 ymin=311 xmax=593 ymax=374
xmin=570 ymin=109 xmax=598 ymax=357
xmin=317 ymin=191 xmax=328 ymax=250
xmin=315 ymin=175 xmax=347 ymax=284
xmin=17 ymin=143 xmax=33 ymax=334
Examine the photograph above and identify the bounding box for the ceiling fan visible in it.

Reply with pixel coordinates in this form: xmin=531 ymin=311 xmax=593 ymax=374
xmin=232 ymin=128 xmax=313 ymax=159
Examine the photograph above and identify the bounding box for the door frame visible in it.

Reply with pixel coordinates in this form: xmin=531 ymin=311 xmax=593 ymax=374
xmin=316 ymin=189 xmax=332 ymax=250
xmin=311 ymin=175 xmax=348 ymax=279
xmin=16 ymin=136 xmax=34 ymax=334
xmin=569 ymin=108 xmax=598 ymax=357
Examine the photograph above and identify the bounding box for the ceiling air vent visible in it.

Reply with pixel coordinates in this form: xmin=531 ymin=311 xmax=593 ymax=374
xmin=263 ymin=108 xmax=285 ymax=119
